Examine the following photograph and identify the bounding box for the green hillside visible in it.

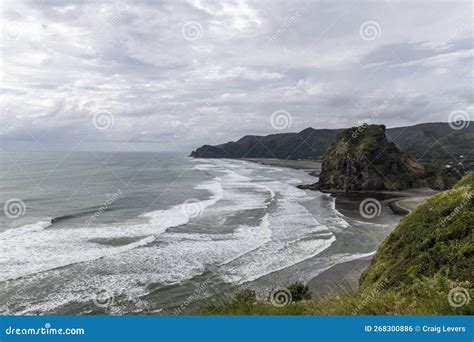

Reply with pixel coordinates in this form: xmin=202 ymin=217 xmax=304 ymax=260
xmin=360 ymin=172 xmax=473 ymax=291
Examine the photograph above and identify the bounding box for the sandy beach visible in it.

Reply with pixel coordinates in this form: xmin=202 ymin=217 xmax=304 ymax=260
xmin=241 ymin=158 xmax=322 ymax=173
xmin=307 ymin=257 xmax=372 ymax=296
xmin=388 ymin=192 xmax=435 ymax=214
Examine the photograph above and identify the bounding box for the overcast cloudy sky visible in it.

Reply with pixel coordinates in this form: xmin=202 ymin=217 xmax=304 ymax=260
xmin=1 ymin=0 xmax=472 ymax=152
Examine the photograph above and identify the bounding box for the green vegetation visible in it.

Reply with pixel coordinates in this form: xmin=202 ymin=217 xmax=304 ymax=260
xmin=200 ymin=173 xmax=474 ymax=315
xmin=360 ymin=173 xmax=473 ymax=291
xmin=234 ymin=289 xmax=257 ymax=305
xmin=286 ymin=282 xmax=312 ymax=302
xmin=386 ymin=124 xmax=474 ymax=168
xmin=201 ymin=280 xmax=471 ymax=315
xmin=424 ymin=164 xmax=465 ymax=190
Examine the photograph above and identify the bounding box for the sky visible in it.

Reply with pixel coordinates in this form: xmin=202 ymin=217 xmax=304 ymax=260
xmin=1 ymin=0 xmax=473 ymax=152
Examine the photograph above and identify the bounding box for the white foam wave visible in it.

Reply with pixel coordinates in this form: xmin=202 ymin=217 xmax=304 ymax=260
xmin=142 ymin=178 xmax=224 ymax=233
xmin=2 ymin=158 xmax=373 ymax=314
xmin=0 ymin=220 xmax=52 ymax=240
xmin=350 ymin=219 xmax=389 ymax=227
xmin=304 ymin=251 xmax=377 ymax=282
xmin=12 ymin=211 xmax=277 ymax=314
xmin=0 ymin=178 xmax=224 ymax=281
xmin=323 ymin=193 xmax=351 ymax=228
xmin=213 ymin=176 xmax=337 ymax=284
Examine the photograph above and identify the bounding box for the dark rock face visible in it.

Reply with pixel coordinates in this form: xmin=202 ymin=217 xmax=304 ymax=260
xmin=190 ymin=145 xmax=228 ymax=158
xmin=316 ymin=125 xmax=429 ymax=191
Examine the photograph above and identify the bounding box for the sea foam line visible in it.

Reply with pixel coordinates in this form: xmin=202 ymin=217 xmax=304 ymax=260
xmin=0 ymin=177 xmax=224 ymax=282
xmin=0 ymin=220 xmax=52 ymax=240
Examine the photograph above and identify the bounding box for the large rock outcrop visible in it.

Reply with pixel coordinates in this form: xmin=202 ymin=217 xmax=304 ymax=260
xmin=313 ymin=125 xmax=430 ymax=191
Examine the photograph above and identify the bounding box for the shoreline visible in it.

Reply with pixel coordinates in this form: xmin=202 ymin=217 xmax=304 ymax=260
xmin=240 ymin=158 xmax=437 ymax=296
xmin=388 ymin=195 xmax=433 ymax=214
xmin=241 ymin=158 xmax=436 ymax=214
xmin=307 ymin=189 xmax=435 ymax=294
xmin=241 ymin=158 xmax=321 ymax=174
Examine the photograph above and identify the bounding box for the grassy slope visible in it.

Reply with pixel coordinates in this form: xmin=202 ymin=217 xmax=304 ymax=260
xmin=360 ymin=172 xmax=473 ymax=291
xmin=201 ymin=173 xmax=474 ymax=315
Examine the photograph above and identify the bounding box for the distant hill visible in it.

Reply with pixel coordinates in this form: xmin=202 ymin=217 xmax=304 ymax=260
xmin=386 ymin=122 xmax=474 ymax=165
xmin=191 ymin=128 xmax=341 ymax=160
xmin=191 ymin=122 xmax=473 ymax=167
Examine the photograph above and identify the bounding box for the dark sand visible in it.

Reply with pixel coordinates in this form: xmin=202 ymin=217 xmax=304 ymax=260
xmin=384 ymin=189 xmax=437 ymax=214
xmin=241 ymin=158 xmax=321 ymax=173
xmin=308 ymin=257 xmax=372 ymax=296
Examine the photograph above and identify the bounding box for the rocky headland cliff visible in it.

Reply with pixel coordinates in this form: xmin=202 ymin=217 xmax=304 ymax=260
xmin=306 ymin=125 xmax=429 ymax=191
xmin=299 ymin=125 xmax=460 ymax=191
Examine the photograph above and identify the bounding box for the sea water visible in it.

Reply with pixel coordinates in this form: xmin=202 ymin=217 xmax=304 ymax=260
xmin=0 ymin=152 xmax=400 ymax=314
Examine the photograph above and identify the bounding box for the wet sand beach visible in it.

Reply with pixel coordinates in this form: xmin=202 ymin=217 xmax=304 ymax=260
xmin=241 ymin=158 xmax=322 ymax=173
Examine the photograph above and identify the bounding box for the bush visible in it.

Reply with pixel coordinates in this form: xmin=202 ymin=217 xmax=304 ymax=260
xmin=461 ymin=245 xmax=474 ymax=257
xmin=287 ymin=282 xmax=312 ymax=302
xmin=233 ymin=288 xmax=256 ymax=304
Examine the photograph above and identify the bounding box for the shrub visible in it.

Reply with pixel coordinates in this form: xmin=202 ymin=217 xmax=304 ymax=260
xmin=461 ymin=245 xmax=474 ymax=257
xmin=287 ymin=282 xmax=312 ymax=302
xmin=233 ymin=288 xmax=256 ymax=304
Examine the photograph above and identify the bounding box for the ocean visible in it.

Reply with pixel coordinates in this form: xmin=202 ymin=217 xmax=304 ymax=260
xmin=0 ymin=152 xmax=401 ymax=314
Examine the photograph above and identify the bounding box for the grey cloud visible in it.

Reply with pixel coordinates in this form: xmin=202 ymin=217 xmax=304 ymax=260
xmin=1 ymin=0 xmax=473 ymax=152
